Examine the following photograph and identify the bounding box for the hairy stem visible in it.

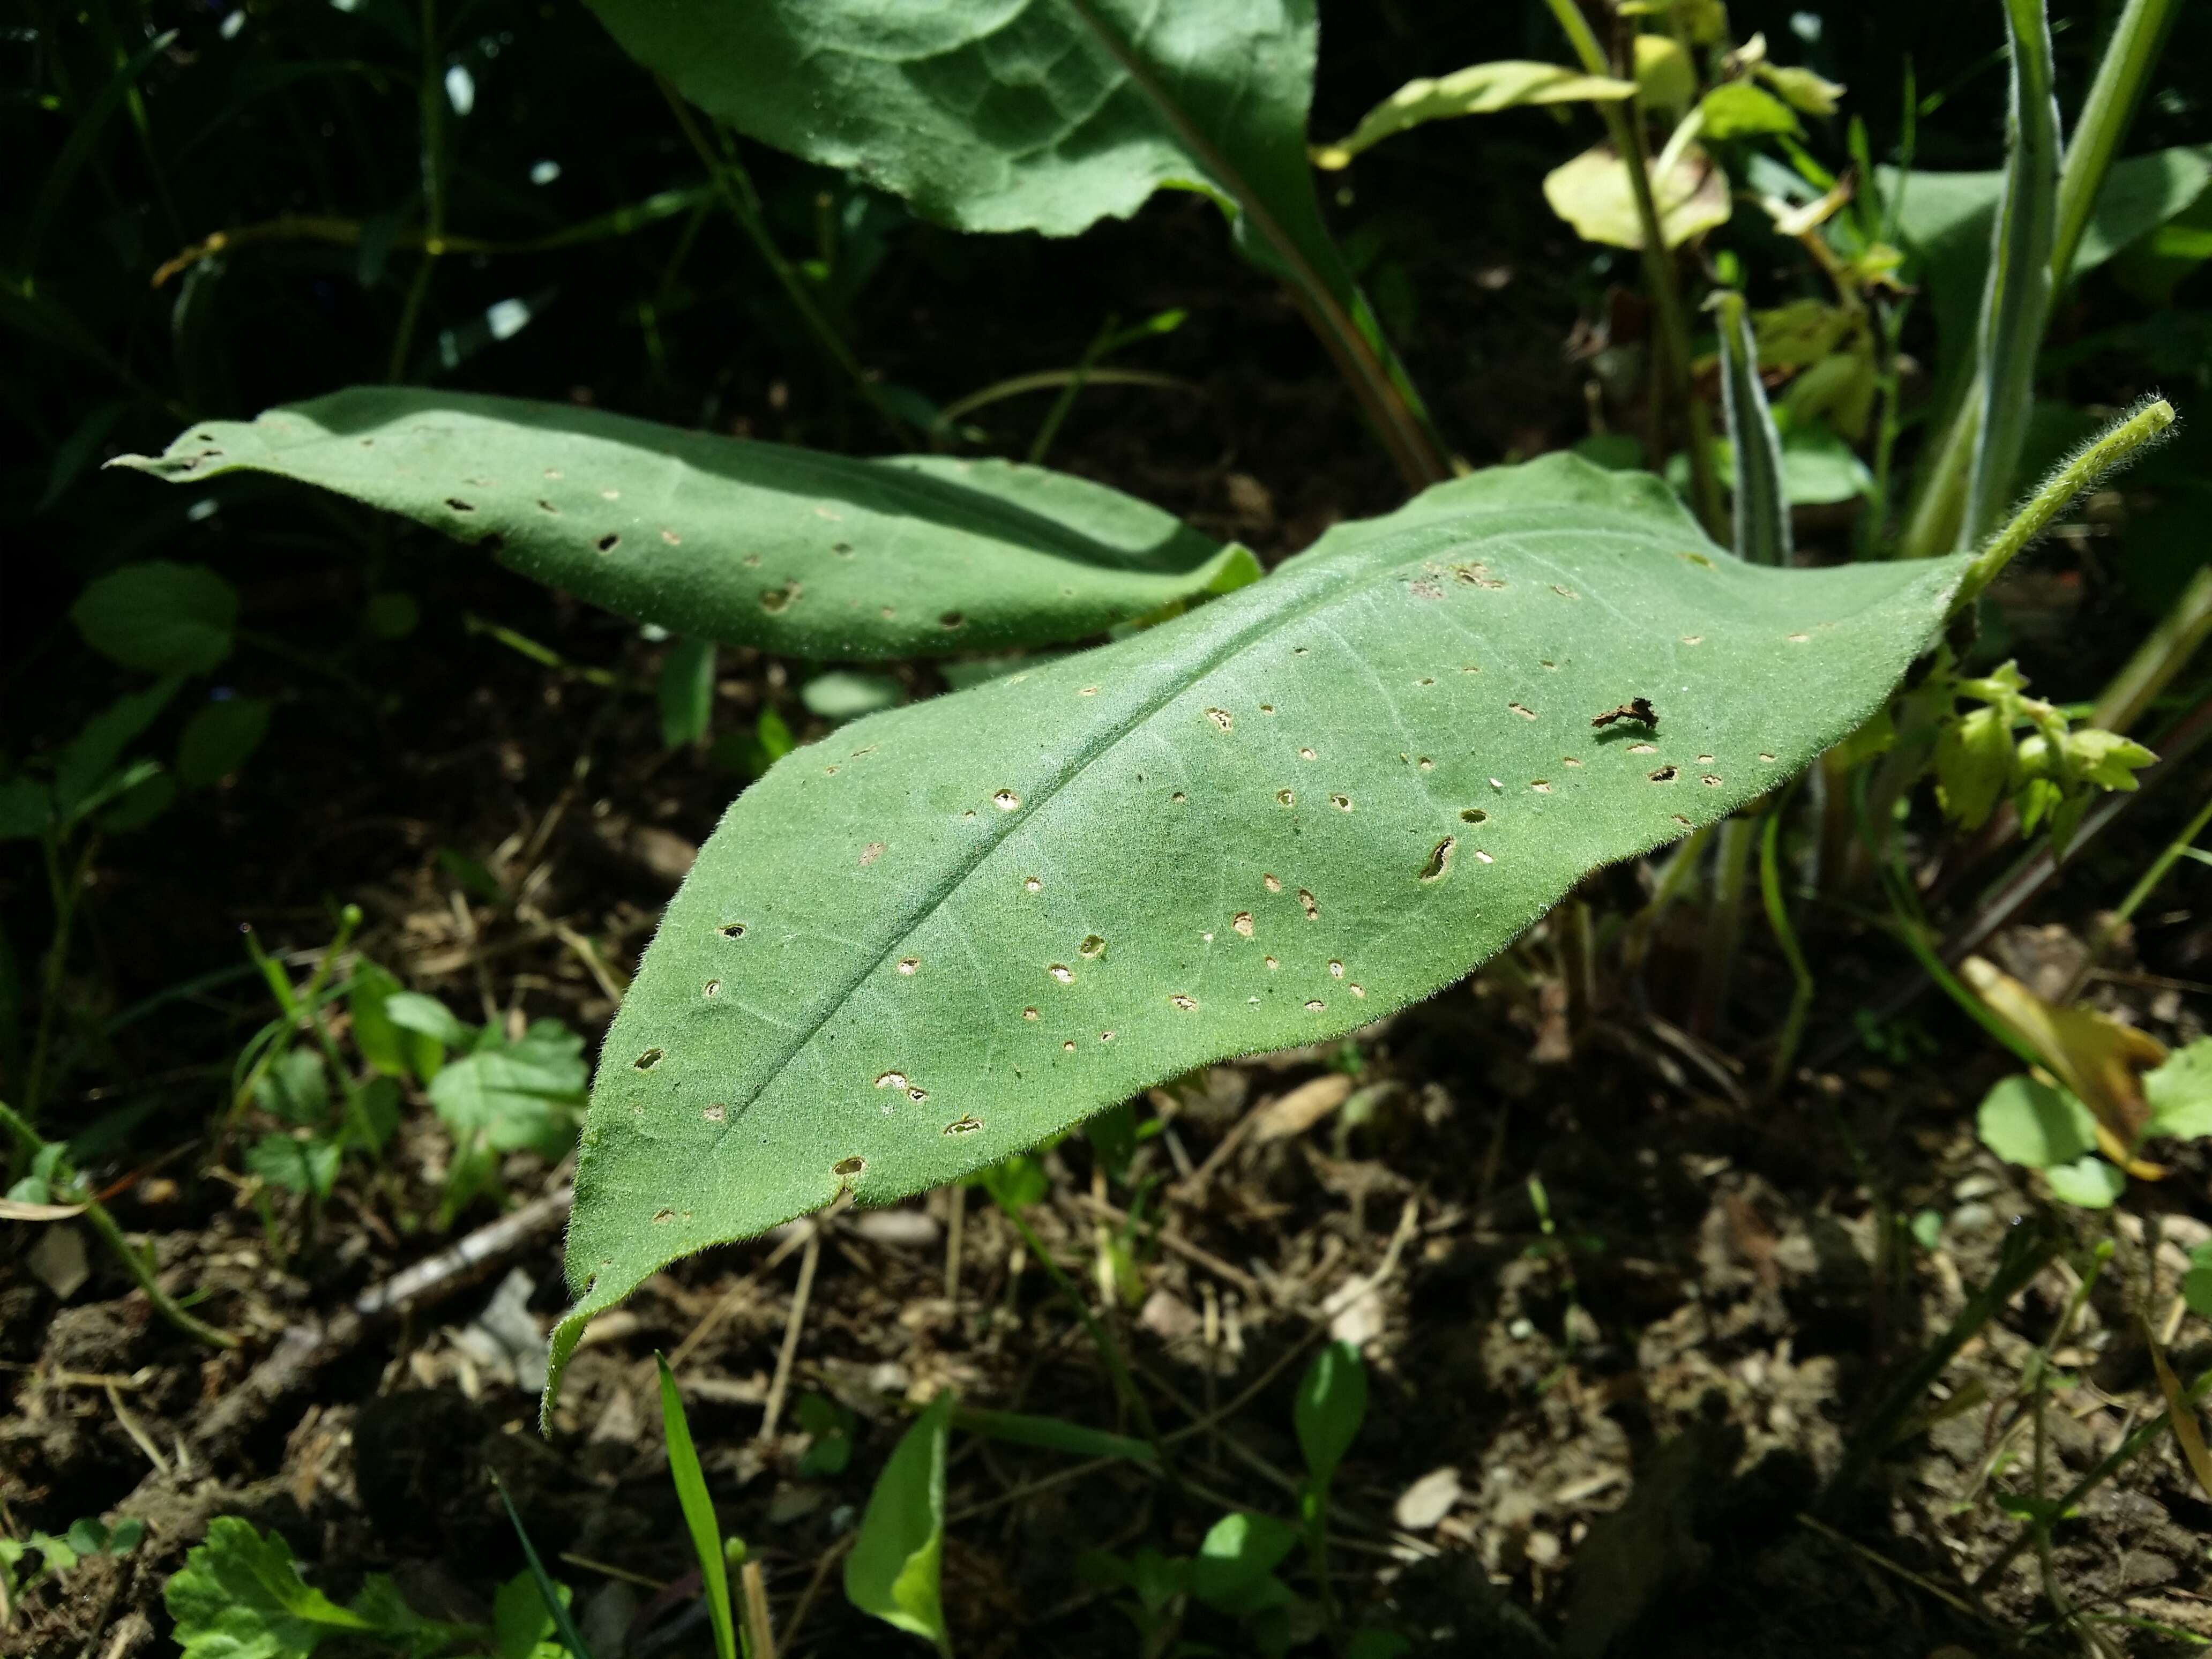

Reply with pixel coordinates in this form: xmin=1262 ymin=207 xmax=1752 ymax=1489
xmin=1952 ymin=397 xmax=2175 ymax=615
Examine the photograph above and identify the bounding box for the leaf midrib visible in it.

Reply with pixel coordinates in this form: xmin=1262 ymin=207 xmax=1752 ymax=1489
xmin=701 ymin=506 xmax=1665 ymax=1129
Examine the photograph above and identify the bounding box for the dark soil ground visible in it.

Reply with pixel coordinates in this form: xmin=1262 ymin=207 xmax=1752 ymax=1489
xmin=7 ymin=4 xmax=2212 ymax=1654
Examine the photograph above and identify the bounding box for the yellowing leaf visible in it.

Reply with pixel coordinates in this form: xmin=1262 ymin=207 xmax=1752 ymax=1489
xmin=1759 ymin=64 xmax=1846 ymax=117
xmin=1633 ymin=35 xmax=1696 ymax=113
xmin=1698 ymin=81 xmax=1800 ymax=140
xmin=1543 ymin=143 xmax=1730 ymax=249
xmin=2146 ymin=1318 xmax=2212 ymax=1501
xmin=1960 ymin=956 xmax=2168 ymax=1176
xmin=1313 ymin=61 xmax=1632 ymax=169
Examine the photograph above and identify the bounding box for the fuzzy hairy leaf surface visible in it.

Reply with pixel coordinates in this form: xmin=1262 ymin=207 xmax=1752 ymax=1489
xmin=111 ymin=390 xmax=1252 ymax=659
xmin=574 ymin=0 xmax=1439 ymax=484
xmin=545 ymin=456 xmax=1972 ymax=1413
xmin=585 ymin=0 xmax=1314 ymax=242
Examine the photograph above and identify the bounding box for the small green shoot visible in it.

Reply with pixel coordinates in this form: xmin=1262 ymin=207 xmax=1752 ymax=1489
xmin=656 ymin=1353 xmax=739 ymax=1659
xmin=1294 ymin=1340 xmax=1367 ymax=1639
xmin=845 ymin=1389 xmax=955 ymax=1656
xmin=494 ymin=1473 xmax=595 ymax=1659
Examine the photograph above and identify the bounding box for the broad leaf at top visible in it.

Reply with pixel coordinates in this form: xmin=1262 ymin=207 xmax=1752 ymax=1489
xmin=581 ymin=0 xmax=1446 ymax=483
xmin=543 ymin=455 xmax=1975 ymax=1415
xmin=110 ymin=389 xmax=1253 ymax=660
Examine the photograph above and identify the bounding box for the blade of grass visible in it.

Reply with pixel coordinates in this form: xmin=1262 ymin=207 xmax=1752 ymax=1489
xmin=657 ymin=1354 xmax=739 ymax=1659
xmin=951 ymin=1407 xmax=1159 ymax=1466
xmin=493 ymin=1471 xmax=596 ymax=1659
xmin=1825 ymin=1218 xmax=2059 ymax=1506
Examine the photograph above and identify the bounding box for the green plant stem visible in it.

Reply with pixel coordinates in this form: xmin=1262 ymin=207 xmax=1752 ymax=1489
xmin=1825 ymin=1219 xmax=2058 ymax=1507
xmin=1691 ymin=814 xmax=1757 ymax=1037
xmin=1961 ymin=0 xmax=2060 ymax=548
xmin=1951 ymin=398 xmax=2176 ymax=616
xmin=0 ymin=1100 xmax=239 ymax=1350
xmin=388 ymin=0 xmax=444 ymax=382
xmin=1900 ymin=0 xmax=2172 ymax=558
xmin=997 ymin=1199 xmax=1179 ymax=1489
xmin=1030 ymin=315 xmax=1117 ymax=466
xmin=21 ymin=832 xmax=96 ymax=1128
xmin=657 ymin=84 xmax=911 ymax=440
xmin=1544 ymin=0 xmax=1723 ymax=539
xmin=1060 ymin=0 xmax=1448 ymax=490
xmin=1860 ymin=297 xmax=1908 ymax=555
xmin=2061 ymin=791 xmax=2212 ymax=1002
xmin=2051 ymin=0 xmax=2184 ymax=282
xmin=1974 ymin=1358 xmax=2212 ymax=1591
xmin=2092 ymin=563 xmax=2212 ymax=734
xmin=1757 ymin=803 xmax=1816 ymax=1096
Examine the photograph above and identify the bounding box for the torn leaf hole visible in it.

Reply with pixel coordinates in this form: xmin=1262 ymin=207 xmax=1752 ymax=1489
xmin=1461 ymin=808 xmax=1489 ymax=824
xmin=1048 ymin=963 xmax=1074 ymax=983
xmin=832 ymin=1156 xmax=866 ymax=1177
xmin=943 ymin=1115 xmax=984 ymax=1136
xmin=1509 ymin=703 xmax=1537 ymax=720
xmin=1079 ymin=935 xmax=1106 ymax=959
xmin=1298 ymin=889 xmax=1319 ymax=920
xmin=1418 ymin=838 xmax=1455 ymax=881
xmin=1206 ymin=707 xmax=1233 ymax=732
xmin=1263 ymin=875 xmax=1282 ymax=893
xmin=718 ymin=921 xmax=748 ymax=938
xmin=1649 ymin=766 xmax=1678 ymax=782
xmin=897 ymin=958 xmax=921 ymax=975
xmin=1232 ymin=913 xmax=1254 ymax=937
xmin=1169 ymin=994 xmax=1197 ymax=1011
xmin=634 ymin=1049 xmax=663 ymax=1070
xmin=595 ymin=533 xmax=620 ymax=552
xmin=445 ymin=498 xmax=475 ymax=512
xmin=702 ymin=1103 xmax=726 ymax=1123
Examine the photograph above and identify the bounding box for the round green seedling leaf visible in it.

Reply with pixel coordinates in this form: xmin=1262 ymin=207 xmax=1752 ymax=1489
xmin=544 ymin=455 xmax=1974 ymax=1418
xmin=71 ymin=561 xmax=237 ymax=674
xmin=2042 ymin=1156 xmax=2126 ymax=1210
xmin=177 ymin=697 xmax=272 ymax=787
xmin=1976 ymin=1073 xmax=2098 ymax=1169
xmin=2146 ymin=1037 xmax=2212 ymax=1140
xmin=111 ymin=390 xmax=1255 ymax=660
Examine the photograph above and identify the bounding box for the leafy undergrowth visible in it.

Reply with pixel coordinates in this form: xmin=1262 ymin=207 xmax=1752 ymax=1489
xmin=4 ymin=561 xmax=2209 ymax=1657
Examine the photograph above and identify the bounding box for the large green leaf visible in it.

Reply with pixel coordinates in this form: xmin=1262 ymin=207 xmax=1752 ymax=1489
xmin=110 ymin=390 xmax=1254 ymax=659
xmin=544 ymin=456 xmax=1972 ymax=1411
xmin=579 ymin=0 xmax=1443 ymax=483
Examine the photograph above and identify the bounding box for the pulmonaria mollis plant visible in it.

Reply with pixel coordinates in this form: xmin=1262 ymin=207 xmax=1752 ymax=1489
xmin=111 ymin=0 xmax=2180 ymax=1424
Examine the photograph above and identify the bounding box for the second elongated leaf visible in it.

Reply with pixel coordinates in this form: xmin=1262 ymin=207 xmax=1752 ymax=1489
xmin=110 ymin=389 xmax=1253 ymax=659
xmin=545 ymin=456 xmax=1974 ymax=1412
xmin=1313 ymin=61 xmax=1633 ymax=169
